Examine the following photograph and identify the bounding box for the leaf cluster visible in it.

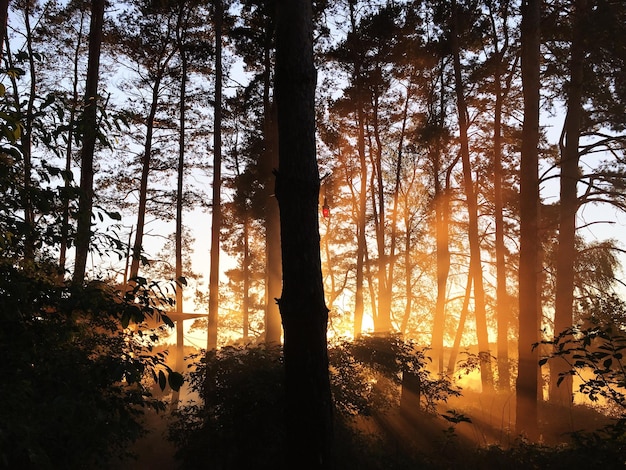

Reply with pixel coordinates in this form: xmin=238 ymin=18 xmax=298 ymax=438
xmin=537 ymin=321 xmax=626 ymax=413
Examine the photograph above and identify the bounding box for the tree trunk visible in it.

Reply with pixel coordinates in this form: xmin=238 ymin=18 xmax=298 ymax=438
xmin=171 ymin=4 xmax=188 ymax=411
xmin=275 ymin=0 xmax=333 ymax=466
xmin=21 ymin=4 xmax=37 ymax=263
xmin=261 ymin=73 xmax=282 ymax=345
xmin=370 ymin=92 xmax=392 ymax=333
xmin=431 ymin=61 xmax=452 ymax=372
xmin=551 ymin=0 xmax=587 ymax=406
xmin=447 ymin=271 xmax=472 ymax=374
xmin=493 ymin=51 xmax=511 ymax=392
xmin=128 ymin=73 xmax=162 ymax=282
xmin=59 ymin=10 xmax=86 ymax=283
xmin=207 ymin=0 xmax=223 ymax=351
xmin=242 ymin=212 xmax=250 ymax=341
xmin=73 ymin=0 xmax=104 ymax=284
xmin=515 ymin=0 xmax=541 ymax=439
xmin=348 ymin=0 xmax=368 ymax=340
xmin=451 ymin=0 xmax=493 ymax=392
xmin=0 ymin=0 xmax=8 ymax=57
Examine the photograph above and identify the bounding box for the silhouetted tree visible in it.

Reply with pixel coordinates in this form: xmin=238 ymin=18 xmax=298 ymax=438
xmin=274 ymin=0 xmax=333 ymax=466
xmin=515 ymin=0 xmax=541 ymax=439
xmin=73 ymin=0 xmax=105 ymax=283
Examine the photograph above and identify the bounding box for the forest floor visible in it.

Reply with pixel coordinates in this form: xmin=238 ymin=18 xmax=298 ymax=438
xmin=114 ymin=406 xmax=178 ymax=470
xmin=112 ymin=356 xmax=619 ymax=470
xmin=114 ymin=393 xmax=619 ymax=470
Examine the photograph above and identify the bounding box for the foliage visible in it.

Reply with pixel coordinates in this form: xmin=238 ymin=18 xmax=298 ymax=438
xmin=168 ymin=344 xmax=285 ymax=469
xmin=470 ymin=435 xmax=626 ymax=470
xmin=535 ymin=307 xmax=626 ymax=466
xmin=0 ymin=74 xmax=181 ymax=468
xmin=0 ymin=257 xmax=182 ymax=469
xmin=169 ymin=335 xmax=461 ymax=469
xmin=332 ymin=334 xmax=461 ymax=414
xmin=538 ymin=321 xmax=626 ymax=413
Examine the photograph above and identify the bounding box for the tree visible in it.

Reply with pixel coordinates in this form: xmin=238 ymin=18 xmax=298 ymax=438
xmin=207 ymin=0 xmax=224 ymax=351
xmin=73 ymin=0 xmax=105 ymax=283
xmin=171 ymin=0 xmax=193 ymax=410
xmin=228 ymin=0 xmax=282 ymax=344
xmin=274 ymin=0 xmax=333 ymax=466
xmin=550 ymin=0 xmax=588 ymax=406
xmin=122 ymin=2 xmax=178 ymax=284
xmin=450 ymin=0 xmax=493 ymax=392
xmin=515 ymin=0 xmax=541 ymax=439
xmin=485 ymin=0 xmax=519 ymax=392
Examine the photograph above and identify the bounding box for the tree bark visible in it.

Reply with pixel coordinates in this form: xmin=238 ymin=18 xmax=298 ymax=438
xmin=493 ymin=44 xmax=511 ymax=393
xmin=451 ymin=0 xmax=493 ymax=392
xmin=275 ymin=0 xmax=333 ymax=466
xmin=207 ymin=0 xmax=223 ymax=351
xmin=515 ymin=0 xmax=541 ymax=440
xmin=551 ymin=0 xmax=588 ymax=406
xmin=73 ymin=0 xmax=105 ymax=284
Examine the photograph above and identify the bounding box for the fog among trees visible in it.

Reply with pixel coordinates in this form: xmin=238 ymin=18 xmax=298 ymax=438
xmin=2 ymin=0 xmax=626 ymax=468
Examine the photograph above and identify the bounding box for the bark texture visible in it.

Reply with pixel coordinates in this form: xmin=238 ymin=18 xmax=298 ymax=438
xmin=515 ymin=0 xmax=541 ymax=439
xmin=275 ymin=0 xmax=333 ymax=466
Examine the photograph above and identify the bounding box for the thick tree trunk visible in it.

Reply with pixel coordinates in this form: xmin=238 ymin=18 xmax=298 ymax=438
xmin=257 ymin=13 xmax=282 ymax=345
xmin=515 ymin=0 xmax=541 ymax=439
xmin=207 ymin=0 xmax=223 ymax=351
xmin=551 ymin=0 xmax=587 ymax=406
xmin=73 ymin=0 xmax=104 ymax=283
xmin=275 ymin=0 xmax=333 ymax=466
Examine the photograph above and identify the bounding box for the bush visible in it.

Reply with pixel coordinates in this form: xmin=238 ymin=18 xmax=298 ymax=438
xmin=0 ymin=260 xmax=180 ymax=469
xmin=169 ymin=334 xmax=460 ymax=469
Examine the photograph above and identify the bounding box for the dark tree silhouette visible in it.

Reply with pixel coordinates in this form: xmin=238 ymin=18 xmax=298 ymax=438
xmin=73 ymin=0 xmax=105 ymax=283
xmin=274 ymin=0 xmax=333 ymax=466
xmin=515 ymin=0 xmax=541 ymax=439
